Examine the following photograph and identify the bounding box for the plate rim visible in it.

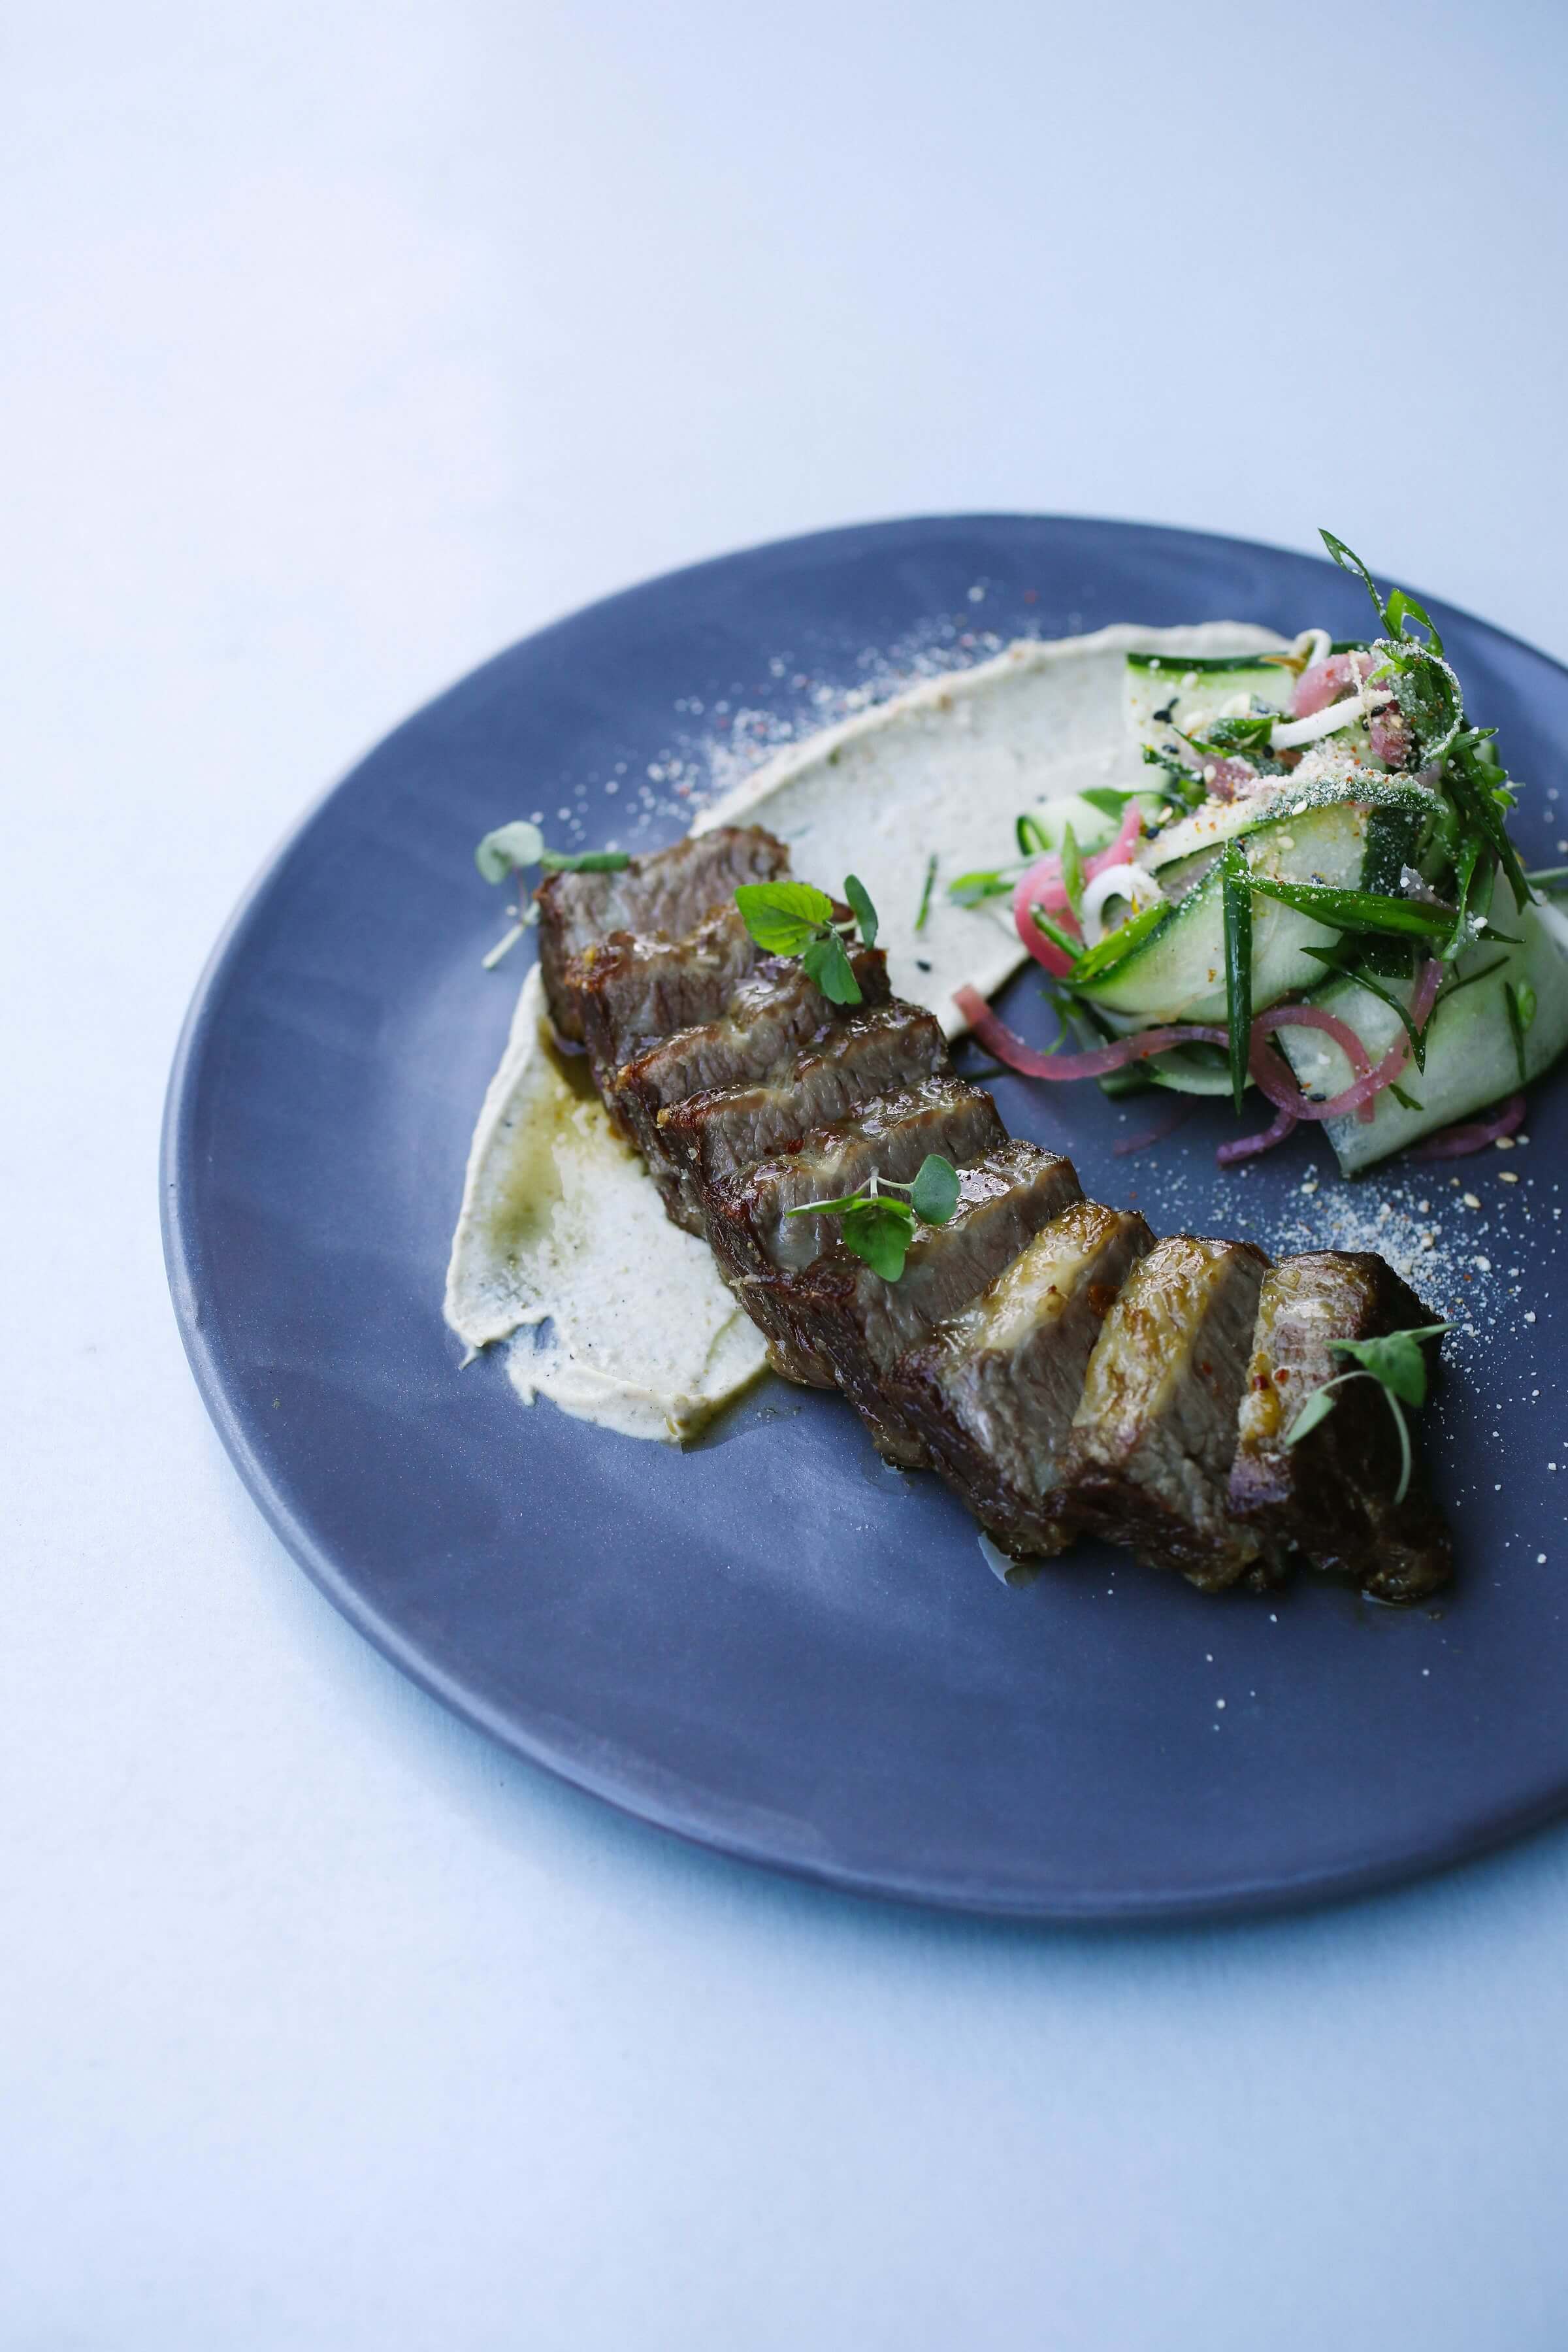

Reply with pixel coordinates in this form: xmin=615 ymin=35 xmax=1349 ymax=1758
xmin=161 ymin=508 xmax=1568 ymax=1923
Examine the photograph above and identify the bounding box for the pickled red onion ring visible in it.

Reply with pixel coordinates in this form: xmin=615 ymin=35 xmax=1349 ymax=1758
xmin=1247 ymin=960 xmax=1441 ymax=1124
xmin=953 ymin=987 xmax=1225 ymax=1080
xmin=1216 ymin=1103 xmax=1299 ymax=1166
xmin=1407 ymin=1092 xmax=1526 ymax=1160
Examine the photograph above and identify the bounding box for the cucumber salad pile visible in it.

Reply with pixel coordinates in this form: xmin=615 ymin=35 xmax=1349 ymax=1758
xmin=955 ymin=533 xmax=1568 ymax=1173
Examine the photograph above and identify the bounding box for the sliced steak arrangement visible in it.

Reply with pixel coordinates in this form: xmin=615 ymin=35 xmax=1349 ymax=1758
xmin=538 ymin=826 xmax=789 ymax=1040
xmin=1228 ymin=1252 xmax=1451 ymax=1603
xmin=564 ymin=904 xmax=764 ymax=1092
xmin=610 ymin=947 xmax=890 ymax=1230
xmin=523 ymin=824 xmax=1453 ymax=1600
xmin=661 ymin=1001 xmax=949 ymax=1200
xmin=890 ymin=1201 xmax=1156 ymax=1558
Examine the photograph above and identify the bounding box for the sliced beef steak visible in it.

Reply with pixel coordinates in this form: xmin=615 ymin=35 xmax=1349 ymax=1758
xmin=1060 ymin=1235 xmax=1274 ymax=1591
xmin=608 ymin=947 xmax=891 ymax=1229
xmin=757 ymin=1142 xmax=1084 ymax=1464
xmin=1228 ymin=1250 xmax=1451 ymax=1602
xmin=563 ymin=905 xmax=764 ymax=1092
xmin=889 ymin=1201 xmax=1156 ymax=1556
xmin=537 ymin=826 xmax=788 ymax=1039
xmin=706 ymin=1078 xmax=1009 ymax=1386
xmin=659 ymin=1001 xmax=949 ymax=1207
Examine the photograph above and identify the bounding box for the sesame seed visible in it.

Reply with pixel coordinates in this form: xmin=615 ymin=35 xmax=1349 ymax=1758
xmin=1500 ymin=1170 xmax=1520 ymax=1184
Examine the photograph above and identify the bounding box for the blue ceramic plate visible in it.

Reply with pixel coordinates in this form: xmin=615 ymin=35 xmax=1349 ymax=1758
xmin=163 ymin=516 xmax=1568 ymax=1919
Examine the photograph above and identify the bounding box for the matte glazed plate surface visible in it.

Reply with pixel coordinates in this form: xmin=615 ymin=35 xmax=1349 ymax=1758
xmin=163 ymin=516 xmax=1568 ymax=1919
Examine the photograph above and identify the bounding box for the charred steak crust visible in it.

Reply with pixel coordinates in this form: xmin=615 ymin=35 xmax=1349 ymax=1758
xmin=1228 ymin=1250 xmax=1452 ymax=1603
xmin=889 ymin=1201 xmax=1156 ymax=1558
xmin=1060 ymin=1235 xmax=1274 ymax=1592
xmin=608 ymin=948 xmax=892 ymax=1230
xmin=704 ymin=1078 xmax=1010 ymax=1388
xmin=757 ymin=1143 xmax=1085 ymax=1467
xmin=536 ymin=826 xmax=789 ymax=1041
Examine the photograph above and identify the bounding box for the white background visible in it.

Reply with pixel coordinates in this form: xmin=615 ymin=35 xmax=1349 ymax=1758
xmin=7 ymin=4 xmax=1568 ymax=2344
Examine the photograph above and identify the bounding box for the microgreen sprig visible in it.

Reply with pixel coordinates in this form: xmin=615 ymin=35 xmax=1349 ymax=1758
xmin=1284 ymin=1322 xmax=1452 ymax=1503
xmin=474 ymin=821 xmax=632 ymax=966
xmin=733 ymin=873 xmax=879 ymax=1005
xmin=784 ymin=1154 xmax=960 ymax=1281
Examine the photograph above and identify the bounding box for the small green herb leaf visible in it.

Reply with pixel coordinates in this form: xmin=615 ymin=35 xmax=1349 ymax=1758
xmin=841 ymin=1202 xmax=917 ymax=1281
xmin=476 ymin=820 xmax=546 ymax=881
xmin=801 ymin=930 xmax=862 ymax=1005
xmin=909 ymin=1154 xmax=960 ymax=1226
xmin=1331 ymin=1324 xmax=1451 ymax=1411
xmin=784 ymin=1186 xmax=900 ymax=1220
xmin=734 ymin=879 xmax=836 ymax=954
xmin=1284 ymin=1388 xmax=1339 ymax=1446
xmin=843 ymin=872 xmax=879 ymax=948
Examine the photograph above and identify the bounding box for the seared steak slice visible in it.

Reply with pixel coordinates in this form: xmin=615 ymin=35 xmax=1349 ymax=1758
xmin=889 ymin=1201 xmax=1155 ymax=1556
xmin=608 ymin=947 xmax=890 ymax=1228
xmin=660 ymin=1001 xmax=949 ymax=1201
xmin=564 ymin=905 xmax=762 ymax=1090
xmin=706 ymin=1078 xmax=1008 ymax=1387
xmin=1060 ymin=1235 xmax=1273 ymax=1591
xmin=538 ymin=826 xmax=788 ymax=1039
xmin=708 ymin=1078 xmax=1006 ymax=1284
xmin=1228 ymin=1251 xmax=1451 ymax=1602
xmin=757 ymin=1142 xmax=1083 ymax=1463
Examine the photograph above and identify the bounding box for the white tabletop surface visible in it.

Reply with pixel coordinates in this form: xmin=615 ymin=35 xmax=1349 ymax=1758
xmin=8 ymin=5 xmax=1568 ymax=2344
